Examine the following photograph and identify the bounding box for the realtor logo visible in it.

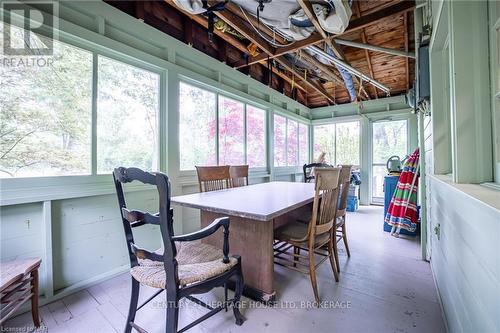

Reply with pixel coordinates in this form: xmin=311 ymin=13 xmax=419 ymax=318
xmin=2 ymin=1 xmax=57 ymax=56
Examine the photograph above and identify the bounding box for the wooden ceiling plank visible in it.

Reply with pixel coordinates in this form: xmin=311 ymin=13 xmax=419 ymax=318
xmin=344 ymin=0 xmax=415 ymax=35
xmin=404 ymin=12 xmax=410 ymax=91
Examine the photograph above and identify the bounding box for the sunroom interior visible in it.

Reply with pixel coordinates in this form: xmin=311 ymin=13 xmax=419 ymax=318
xmin=0 ymin=1 xmax=499 ymax=333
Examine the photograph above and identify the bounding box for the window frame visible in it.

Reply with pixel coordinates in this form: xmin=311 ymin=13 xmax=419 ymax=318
xmin=0 ymin=25 xmax=165 ymax=183
xmin=488 ymin=3 xmax=500 ymax=187
xmin=178 ymin=80 xmax=269 ymax=172
xmin=273 ymin=113 xmax=309 ymax=169
xmin=312 ymin=119 xmax=362 ymax=167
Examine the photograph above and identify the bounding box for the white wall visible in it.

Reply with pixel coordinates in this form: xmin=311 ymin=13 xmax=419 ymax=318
xmin=424 ymin=1 xmax=500 ymax=331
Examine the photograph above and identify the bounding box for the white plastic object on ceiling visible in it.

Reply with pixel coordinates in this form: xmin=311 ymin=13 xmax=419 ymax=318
xmin=314 ymin=0 xmax=352 ymax=34
xmin=172 ymin=0 xmax=206 ymax=15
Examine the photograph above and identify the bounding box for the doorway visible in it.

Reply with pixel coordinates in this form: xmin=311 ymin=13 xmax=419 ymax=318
xmin=371 ymin=119 xmax=409 ymax=204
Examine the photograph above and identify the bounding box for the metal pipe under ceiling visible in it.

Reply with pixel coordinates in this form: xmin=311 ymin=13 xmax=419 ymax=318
xmin=334 ymin=38 xmax=416 ymax=59
xmin=307 ymin=45 xmax=391 ymax=93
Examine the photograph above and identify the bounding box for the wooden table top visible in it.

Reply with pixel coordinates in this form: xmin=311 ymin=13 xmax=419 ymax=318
xmin=171 ymin=181 xmax=316 ymax=221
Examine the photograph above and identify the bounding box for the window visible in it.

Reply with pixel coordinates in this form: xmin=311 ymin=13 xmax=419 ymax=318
xmin=178 ymin=83 xmax=268 ymax=170
xmin=372 ymin=120 xmax=408 ymax=202
xmin=336 ymin=121 xmax=360 ymax=165
xmin=218 ymin=96 xmax=244 ymax=165
xmin=179 ymin=82 xmax=217 ymax=170
xmin=313 ymin=121 xmax=360 ymax=166
xmin=274 ymin=115 xmax=308 ymax=167
xmin=274 ymin=115 xmax=287 ymax=167
xmin=287 ymin=120 xmax=299 ymax=166
xmin=298 ymin=123 xmax=309 ymax=166
xmin=246 ymin=106 xmax=266 ymax=167
xmin=97 ymin=56 xmax=160 ymax=173
xmin=314 ymin=124 xmax=336 ymax=164
xmin=0 ymin=26 xmax=92 ymax=178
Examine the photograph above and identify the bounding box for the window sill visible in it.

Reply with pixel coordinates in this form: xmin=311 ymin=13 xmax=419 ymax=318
xmin=0 ymin=175 xmax=152 ymax=206
xmin=429 ymin=174 xmax=500 ymax=212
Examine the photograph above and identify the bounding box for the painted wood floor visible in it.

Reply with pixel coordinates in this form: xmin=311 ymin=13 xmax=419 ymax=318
xmin=5 ymin=206 xmax=446 ymax=333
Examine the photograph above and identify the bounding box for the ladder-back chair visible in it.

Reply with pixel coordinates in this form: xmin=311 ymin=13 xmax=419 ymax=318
xmin=229 ymin=165 xmax=249 ymax=188
xmin=273 ymin=167 xmax=341 ymax=303
xmin=334 ymin=165 xmax=352 ymax=273
xmin=113 ymin=167 xmax=244 ymax=333
xmin=195 ymin=166 xmax=231 ymax=192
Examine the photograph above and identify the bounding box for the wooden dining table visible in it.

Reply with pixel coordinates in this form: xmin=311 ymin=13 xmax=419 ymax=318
xmin=171 ymin=181 xmax=316 ymax=302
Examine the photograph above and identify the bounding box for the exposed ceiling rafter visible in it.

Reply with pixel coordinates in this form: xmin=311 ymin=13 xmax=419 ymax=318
xmin=206 ymin=0 xmax=336 ymax=104
xmin=165 ymin=0 xmax=308 ymax=93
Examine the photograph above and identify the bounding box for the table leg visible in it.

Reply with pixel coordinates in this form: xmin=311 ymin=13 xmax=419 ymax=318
xmin=201 ymin=211 xmax=275 ymax=303
xmin=30 ymin=269 xmax=40 ymax=328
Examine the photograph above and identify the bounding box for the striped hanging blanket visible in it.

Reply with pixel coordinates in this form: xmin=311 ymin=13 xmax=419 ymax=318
xmin=385 ymin=148 xmax=420 ymax=232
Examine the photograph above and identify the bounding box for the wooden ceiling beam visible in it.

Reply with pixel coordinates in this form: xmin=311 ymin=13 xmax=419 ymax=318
xmin=344 ymin=0 xmax=415 ymax=34
xmin=297 ymin=51 xmax=343 ymax=84
xmin=165 ymin=0 xmax=307 ymax=92
xmin=296 ymin=0 xmax=370 ymax=101
xmin=295 ymin=0 xmax=344 ymax=59
xmin=206 ymin=1 xmax=335 ymax=104
xmin=234 ymin=0 xmax=415 ymax=69
xmin=355 ymin=0 xmax=377 ymax=99
xmin=207 ymin=0 xmax=275 ymax=56
xmin=234 ymin=34 xmax=323 ymax=69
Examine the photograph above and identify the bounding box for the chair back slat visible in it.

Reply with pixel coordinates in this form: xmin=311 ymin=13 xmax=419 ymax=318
xmin=196 ymin=166 xmax=231 ymax=192
xmin=230 ymin=165 xmax=249 ymax=187
xmin=130 ymin=243 xmax=163 ymax=262
xmin=113 ymin=167 xmax=178 ymax=285
xmin=122 ymin=208 xmax=160 ymax=226
xmin=310 ymin=167 xmax=341 ymax=238
xmin=337 ymin=165 xmax=353 ymax=214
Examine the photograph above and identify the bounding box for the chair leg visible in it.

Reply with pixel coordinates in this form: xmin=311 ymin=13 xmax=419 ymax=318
xmin=224 ymin=283 xmax=228 ymax=312
xmin=233 ymin=264 xmax=245 ymax=326
xmin=165 ymin=294 xmax=179 ymax=333
xmin=125 ymin=277 xmax=140 ymax=333
xmin=308 ymin=249 xmax=320 ymax=304
xmin=327 ymin=238 xmax=339 ymax=282
xmin=332 ymin=231 xmax=341 ymax=274
xmin=30 ymin=269 xmax=40 ymax=328
xmin=293 ymin=246 xmax=300 ymax=267
xmin=342 ymin=223 xmax=351 ymax=257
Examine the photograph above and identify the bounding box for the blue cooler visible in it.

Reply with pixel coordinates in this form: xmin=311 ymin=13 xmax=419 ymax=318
xmin=346 ymin=196 xmax=358 ymax=212
xmin=383 ymin=175 xmax=419 ymax=236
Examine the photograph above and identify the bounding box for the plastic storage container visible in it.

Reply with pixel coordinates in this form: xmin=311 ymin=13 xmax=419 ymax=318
xmin=346 ymin=196 xmax=358 ymax=212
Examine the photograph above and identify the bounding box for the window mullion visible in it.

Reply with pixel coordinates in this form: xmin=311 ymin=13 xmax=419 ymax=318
xmin=215 ymin=92 xmax=220 ymax=166
xmin=244 ymin=104 xmax=248 ymax=165
xmin=91 ymin=53 xmax=98 ymax=175
xmin=285 ymin=118 xmax=288 ymax=167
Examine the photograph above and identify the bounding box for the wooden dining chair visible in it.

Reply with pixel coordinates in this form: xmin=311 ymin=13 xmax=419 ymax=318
xmin=273 ymin=167 xmax=341 ymax=303
xmin=334 ymin=165 xmax=353 ymax=273
xmin=113 ymin=167 xmax=244 ymax=333
xmin=229 ymin=165 xmax=249 ymax=188
xmin=196 ymin=166 xmax=231 ymax=192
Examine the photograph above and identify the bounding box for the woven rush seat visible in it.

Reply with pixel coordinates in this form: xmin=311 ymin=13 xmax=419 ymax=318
xmin=131 ymin=241 xmax=238 ymax=288
xmin=274 ymin=221 xmax=330 ymax=246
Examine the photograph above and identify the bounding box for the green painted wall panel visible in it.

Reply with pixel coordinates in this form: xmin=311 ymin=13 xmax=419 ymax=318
xmin=51 ymin=190 xmax=161 ymax=291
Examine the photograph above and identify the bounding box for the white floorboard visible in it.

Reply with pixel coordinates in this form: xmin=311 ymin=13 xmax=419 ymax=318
xmin=4 ymin=206 xmax=446 ymax=333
